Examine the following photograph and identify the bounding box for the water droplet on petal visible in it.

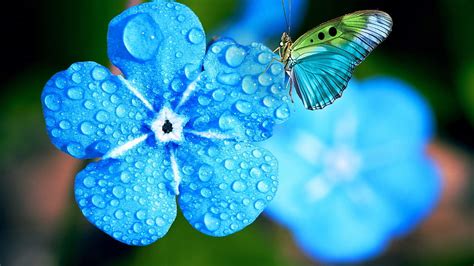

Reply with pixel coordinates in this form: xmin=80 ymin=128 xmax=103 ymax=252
xmin=217 ymin=72 xmax=240 ymax=85
xmin=115 ymin=209 xmax=124 ymax=219
xmin=123 ymin=14 xmax=161 ymax=61
xmin=92 ymin=66 xmax=108 ymax=81
xmin=59 ymin=120 xmax=71 ymax=130
xmin=200 ymin=188 xmax=212 ymax=198
xmin=80 ymin=121 xmax=96 ymax=135
xmin=241 ymin=76 xmax=257 ymax=94
xmin=275 ymin=105 xmax=290 ymax=119
xmin=257 ymin=181 xmax=270 ymax=193
xmin=188 ymin=27 xmax=204 ymax=44
xmin=258 ymin=73 xmax=273 ymax=86
xmin=71 ymin=73 xmax=82 ymax=84
xmin=218 ymin=112 xmax=238 ymax=130
xmin=225 ymin=46 xmax=246 ymax=67
xmin=136 ymin=210 xmax=146 ymax=220
xmin=254 ymin=199 xmax=265 ymax=210
xmin=101 ymin=80 xmax=117 ymax=94
xmin=95 ymin=110 xmax=109 ymax=122
xmin=198 ymin=165 xmax=213 ymax=182
xmin=112 ymin=186 xmax=125 ymax=198
xmin=177 ymin=15 xmax=185 ymax=22
xmin=91 ymin=195 xmax=106 ymax=208
xmin=116 ymin=104 xmax=127 ymax=118
xmin=271 ymin=64 xmax=283 ymax=75
xmin=66 ymin=142 xmax=83 ymax=157
xmin=67 ymin=87 xmax=84 ymax=100
xmin=250 ymin=167 xmax=262 ymax=178
xmin=235 ymin=100 xmax=252 ymax=114
xmin=44 ymin=94 xmax=61 ymax=111
xmin=231 ymin=180 xmax=247 ymax=192
xmin=156 ymin=217 xmax=165 ymax=226
xmin=133 ymin=222 xmax=143 ymax=233
xmin=83 ymin=176 xmax=95 ymax=188
xmin=203 ymin=213 xmax=220 ymax=232
xmin=258 ymin=52 xmax=273 ymax=65
xmin=212 ymin=89 xmax=226 ymax=101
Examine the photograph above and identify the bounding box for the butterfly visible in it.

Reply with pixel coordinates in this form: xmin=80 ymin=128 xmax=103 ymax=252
xmin=276 ymin=10 xmax=393 ymax=110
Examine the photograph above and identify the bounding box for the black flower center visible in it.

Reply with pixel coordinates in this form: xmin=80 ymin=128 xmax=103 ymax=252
xmin=162 ymin=120 xmax=173 ymax=134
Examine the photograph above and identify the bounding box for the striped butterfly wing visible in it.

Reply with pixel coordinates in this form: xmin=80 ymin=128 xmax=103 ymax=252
xmin=290 ymin=10 xmax=393 ymax=110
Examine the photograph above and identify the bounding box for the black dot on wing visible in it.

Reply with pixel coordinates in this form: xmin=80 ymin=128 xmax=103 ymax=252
xmin=310 ymin=39 xmax=314 ymax=43
xmin=329 ymin=27 xmax=337 ymax=37
xmin=318 ymin=32 xmax=325 ymax=40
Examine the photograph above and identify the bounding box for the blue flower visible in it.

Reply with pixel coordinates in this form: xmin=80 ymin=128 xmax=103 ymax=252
xmin=219 ymin=0 xmax=308 ymax=44
xmin=41 ymin=0 xmax=289 ymax=246
xmin=262 ymin=78 xmax=441 ymax=262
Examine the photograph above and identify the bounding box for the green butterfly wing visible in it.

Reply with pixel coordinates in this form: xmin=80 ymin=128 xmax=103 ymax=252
xmin=290 ymin=10 xmax=393 ymax=110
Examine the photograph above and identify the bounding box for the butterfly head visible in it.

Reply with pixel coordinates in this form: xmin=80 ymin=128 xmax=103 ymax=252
xmin=280 ymin=32 xmax=292 ymax=47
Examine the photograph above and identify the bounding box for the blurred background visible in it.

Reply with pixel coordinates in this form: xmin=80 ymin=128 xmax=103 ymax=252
xmin=0 ymin=0 xmax=473 ymax=265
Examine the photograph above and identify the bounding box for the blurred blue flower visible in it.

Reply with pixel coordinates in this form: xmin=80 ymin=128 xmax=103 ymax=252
xmin=219 ymin=0 xmax=307 ymax=44
xmin=41 ymin=0 xmax=289 ymax=246
xmin=262 ymin=78 xmax=441 ymax=262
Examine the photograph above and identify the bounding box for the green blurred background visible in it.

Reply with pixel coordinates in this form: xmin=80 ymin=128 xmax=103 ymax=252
xmin=0 ymin=0 xmax=473 ymax=265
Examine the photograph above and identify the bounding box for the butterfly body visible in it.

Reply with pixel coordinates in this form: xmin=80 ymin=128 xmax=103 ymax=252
xmin=277 ymin=10 xmax=393 ymax=110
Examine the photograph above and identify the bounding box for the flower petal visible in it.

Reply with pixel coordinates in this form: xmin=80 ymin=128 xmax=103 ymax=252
xmin=180 ymin=39 xmax=290 ymax=142
xmin=42 ymin=62 xmax=151 ymax=159
xmin=108 ymin=1 xmax=206 ymax=107
xmin=176 ymin=137 xmax=278 ymax=236
xmin=75 ymin=143 xmax=176 ymax=246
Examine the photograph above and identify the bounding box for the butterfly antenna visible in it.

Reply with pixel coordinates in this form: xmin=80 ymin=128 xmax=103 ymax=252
xmin=289 ymin=0 xmax=292 ymax=35
xmin=281 ymin=0 xmax=290 ymax=34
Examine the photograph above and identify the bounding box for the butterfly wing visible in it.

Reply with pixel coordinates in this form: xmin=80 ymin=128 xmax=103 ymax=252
xmin=290 ymin=10 xmax=392 ymax=110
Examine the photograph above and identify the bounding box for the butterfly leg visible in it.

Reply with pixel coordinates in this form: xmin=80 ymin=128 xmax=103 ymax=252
xmin=287 ymin=76 xmax=294 ymax=103
xmin=262 ymin=57 xmax=283 ymax=75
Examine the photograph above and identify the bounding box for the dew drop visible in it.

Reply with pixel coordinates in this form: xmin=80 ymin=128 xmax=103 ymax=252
xmin=91 ymin=195 xmax=106 ymax=208
xmin=250 ymin=167 xmax=262 ymax=178
xmin=200 ymin=188 xmax=212 ymax=198
xmin=92 ymin=66 xmax=108 ymax=81
xmin=83 ymin=176 xmax=95 ymax=188
xmin=101 ymin=80 xmax=117 ymax=94
xmin=59 ymin=120 xmax=71 ymax=130
xmin=116 ymin=104 xmax=127 ymax=118
xmin=231 ymin=180 xmax=247 ymax=192
xmin=66 ymin=142 xmax=83 ymax=157
xmin=123 ymin=14 xmax=161 ymax=61
xmin=84 ymin=100 xmax=95 ymax=110
xmin=257 ymin=181 xmax=270 ymax=193
xmin=177 ymin=15 xmax=185 ymax=22
xmin=211 ymin=45 xmax=221 ymax=54
xmin=80 ymin=121 xmax=96 ymax=135
xmin=112 ymin=186 xmax=125 ymax=198
xmin=224 ymin=159 xmax=236 ymax=170
xmin=271 ymin=64 xmax=283 ymax=75
xmin=235 ymin=100 xmax=251 ymax=114
xmin=136 ymin=210 xmax=146 ymax=220
xmin=254 ymin=199 xmax=265 ymax=210
xmin=120 ymin=172 xmax=131 ymax=183
xmin=67 ymin=87 xmax=84 ymax=100
xmin=212 ymin=89 xmax=226 ymax=101
xmin=203 ymin=213 xmax=220 ymax=232
xmin=198 ymin=165 xmax=213 ymax=182
xmin=133 ymin=222 xmax=143 ymax=233
xmin=218 ymin=112 xmax=237 ymax=130
xmin=241 ymin=76 xmax=257 ymax=94
xmin=156 ymin=217 xmax=165 ymax=226
xmin=71 ymin=73 xmax=82 ymax=84
xmin=257 ymin=52 xmax=273 ymax=65
xmin=115 ymin=209 xmax=124 ymax=219
xmin=275 ymin=105 xmax=290 ymax=119
xmin=225 ymin=45 xmax=246 ymax=67
xmin=95 ymin=110 xmax=109 ymax=123
xmin=252 ymin=149 xmax=262 ymax=158
xmin=44 ymin=94 xmax=61 ymax=111
xmin=217 ymin=72 xmax=240 ymax=85
xmin=258 ymin=73 xmax=273 ymax=86
xmin=188 ymin=28 xmax=204 ymax=44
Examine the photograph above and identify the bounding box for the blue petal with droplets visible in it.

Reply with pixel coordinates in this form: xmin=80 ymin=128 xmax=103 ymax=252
xmin=108 ymin=0 xmax=206 ymax=108
xmin=180 ymin=38 xmax=290 ymax=142
xmin=41 ymin=62 xmax=150 ymax=159
xmin=176 ymin=136 xmax=278 ymax=236
xmin=75 ymin=143 xmax=177 ymax=246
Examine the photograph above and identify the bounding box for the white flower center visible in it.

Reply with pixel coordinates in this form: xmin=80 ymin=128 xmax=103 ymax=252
xmin=151 ymin=106 xmax=188 ymax=143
